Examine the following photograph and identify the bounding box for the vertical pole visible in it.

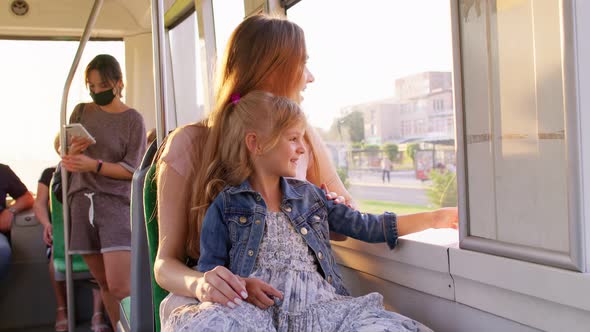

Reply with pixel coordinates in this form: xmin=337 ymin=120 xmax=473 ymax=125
xmin=151 ymin=0 xmax=169 ymax=147
xmin=59 ymin=1 xmax=104 ymax=331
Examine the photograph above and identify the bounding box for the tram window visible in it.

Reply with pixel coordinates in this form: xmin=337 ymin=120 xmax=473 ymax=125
xmin=1 ymin=40 xmax=124 ymax=192
xmin=169 ymin=12 xmax=205 ymax=125
xmin=212 ymin=0 xmax=245 ymax=67
xmin=287 ymin=1 xmax=457 ymax=222
xmin=457 ymin=0 xmax=583 ymax=270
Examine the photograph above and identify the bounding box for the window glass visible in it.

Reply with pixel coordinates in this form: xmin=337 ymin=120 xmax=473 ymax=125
xmin=460 ymin=0 xmax=569 ymax=252
xmin=0 ymin=40 xmax=124 ymax=192
xmin=288 ymin=1 xmax=456 ymax=216
xmin=213 ymin=0 xmax=245 ymax=67
xmin=169 ymin=12 xmax=205 ymax=125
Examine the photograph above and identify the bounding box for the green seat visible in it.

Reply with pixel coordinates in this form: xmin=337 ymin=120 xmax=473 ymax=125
xmin=144 ymin=163 xmax=169 ymax=332
xmin=49 ymin=178 xmax=91 ymax=279
xmin=122 ymin=139 xmax=158 ymax=332
xmin=118 ymin=296 xmax=131 ymax=331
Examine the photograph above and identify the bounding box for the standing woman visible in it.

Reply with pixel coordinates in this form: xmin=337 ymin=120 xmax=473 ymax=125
xmin=61 ymin=54 xmax=146 ymax=329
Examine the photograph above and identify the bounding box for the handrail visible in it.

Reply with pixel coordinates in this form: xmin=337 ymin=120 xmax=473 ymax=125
xmin=59 ymin=1 xmax=104 ymax=331
xmin=151 ymin=0 xmax=169 ymax=147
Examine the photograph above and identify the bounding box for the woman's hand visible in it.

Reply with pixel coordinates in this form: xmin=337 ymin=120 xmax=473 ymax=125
xmin=61 ymin=154 xmax=97 ymax=173
xmin=322 ymin=183 xmax=354 ymax=241
xmin=67 ymin=136 xmax=93 ymax=155
xmin=432 ymin=207 xmax=459 ymax=229
xmin=244 ymin=277 xmax=283 ymax=309
xmin=321 ymin=183 xmax=346 ymax=205
xmin=196 ymin=266 xmax=248 ymax=308
xmin=42 ymin=224 xmax=53 ymax=246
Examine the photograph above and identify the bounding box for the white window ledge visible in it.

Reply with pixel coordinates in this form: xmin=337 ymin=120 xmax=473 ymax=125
xmin=331 ymin=229 xmax=590 ymax=331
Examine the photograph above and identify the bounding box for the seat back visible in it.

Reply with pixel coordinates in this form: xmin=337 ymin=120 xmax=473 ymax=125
xmin=129 ymin=139 xmax=159 ymax=332
xmin=144 ymin=162 xmax=169 ymax=332
xmin=49 ymin=179 xmax=92 ymax=280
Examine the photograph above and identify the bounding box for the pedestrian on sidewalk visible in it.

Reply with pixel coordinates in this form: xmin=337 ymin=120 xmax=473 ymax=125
xmin=381 ymin=157 xmax=393 ymax=184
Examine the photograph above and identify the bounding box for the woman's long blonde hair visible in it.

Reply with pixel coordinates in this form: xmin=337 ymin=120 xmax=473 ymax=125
xmin=157 ymin=14 xmax=313 ymax=258
xmin=190 ymin=92 xmax=308 ymax=257
xmin=210 ymin=14 xmax=307 ymax=126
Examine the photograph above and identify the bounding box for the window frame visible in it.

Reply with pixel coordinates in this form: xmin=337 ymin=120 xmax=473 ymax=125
xmin=453 ymin=0 xmax=586 ymax=272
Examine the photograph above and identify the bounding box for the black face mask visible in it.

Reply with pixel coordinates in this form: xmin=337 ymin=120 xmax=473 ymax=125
xmin=90 ymin=89 xmax=116 ymax=106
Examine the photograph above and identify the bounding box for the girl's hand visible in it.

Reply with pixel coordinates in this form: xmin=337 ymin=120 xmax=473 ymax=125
xmin=61 ymin=155 xmax=97 ymax=173
xmin=432 ymin=207 xmax=459 ymax=229
xmin=43 ymin=224 xmax=53 ymax=246
xmin=196 ymin=266 xmax=248 ymax=309
xmin=67 ymin=136 xmax=93 ymax=155
xmin=244 ymin=277 xmax=283 ymax=309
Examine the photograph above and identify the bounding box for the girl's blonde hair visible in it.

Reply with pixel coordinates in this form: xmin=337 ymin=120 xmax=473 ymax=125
xmin=189 ymin=91 xmax=309 ymax=257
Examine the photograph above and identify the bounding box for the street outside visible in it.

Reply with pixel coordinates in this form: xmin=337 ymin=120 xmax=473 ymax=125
xmin=347 ymin=169 xmax=430 ymax=206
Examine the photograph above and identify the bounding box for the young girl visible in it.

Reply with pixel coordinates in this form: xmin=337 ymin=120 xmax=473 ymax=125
xmin=164 ymin=91 xmax=454 ymax=331
xmin=61 ymin=54 xmax=146 ymax=328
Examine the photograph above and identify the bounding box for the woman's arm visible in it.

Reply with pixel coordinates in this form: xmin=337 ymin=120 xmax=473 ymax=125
xmin=154 ymin=151 xmax=246 ymax=306
xmin=61 ymin=155 xmax=133 ymax=180
xmin=305 ymin=126 xmax=354 ymax=206
xmin=33 ymin=182 xmax=53 ymax=245
xmin=305 ymin=127 xmax=352 ymax=241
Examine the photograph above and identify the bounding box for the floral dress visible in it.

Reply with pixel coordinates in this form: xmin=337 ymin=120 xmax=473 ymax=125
xmin=163 ymin=212 xmax=432 ymax=332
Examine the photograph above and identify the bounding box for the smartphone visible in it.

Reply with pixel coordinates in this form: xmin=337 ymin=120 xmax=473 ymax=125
xmin=64 ymin=123 xmax=96 ymax=144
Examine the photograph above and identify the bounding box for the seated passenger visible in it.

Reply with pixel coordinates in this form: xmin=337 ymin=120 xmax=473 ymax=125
xmin=167 ymin=92 xmax=456 ymax=331
xmin=156 ymin=15 xmax=457 ymax=330
xmin=0 ymin=163 xmax=34 ymax=280
xmin=34 ymin=135 xmax=110 ymax=332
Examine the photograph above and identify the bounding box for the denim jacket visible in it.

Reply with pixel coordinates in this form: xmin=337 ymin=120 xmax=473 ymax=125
xmin=197 ymin=177 xmax=399 ymax=296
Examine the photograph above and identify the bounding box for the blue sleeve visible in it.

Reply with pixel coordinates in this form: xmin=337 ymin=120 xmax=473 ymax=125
xmin=313 ymin=186 xmax=398 ymax=249
xmin=197 ymin=194 xmax=231 ymax=273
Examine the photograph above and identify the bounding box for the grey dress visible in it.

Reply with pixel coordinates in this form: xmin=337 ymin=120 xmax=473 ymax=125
xmin=163 ymin=212 xmax=432 ymax=332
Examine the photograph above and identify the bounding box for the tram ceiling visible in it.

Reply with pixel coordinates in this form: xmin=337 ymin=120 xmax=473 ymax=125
xmin=1 ymin=0 xmax=153 ymax=39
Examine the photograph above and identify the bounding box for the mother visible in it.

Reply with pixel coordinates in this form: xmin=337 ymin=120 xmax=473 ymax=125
xmin=155 ymin=14 xmax=352 ymax=320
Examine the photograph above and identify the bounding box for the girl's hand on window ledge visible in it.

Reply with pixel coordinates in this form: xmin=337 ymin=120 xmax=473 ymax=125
xmin=432 ymin=207 xmax=459 ymax=229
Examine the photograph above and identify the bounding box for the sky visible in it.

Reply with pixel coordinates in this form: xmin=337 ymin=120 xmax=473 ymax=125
xmin=2 ymin=0 xmax=452 ymax=192
xmin=287 ymin=0 xmax=453 ymax=127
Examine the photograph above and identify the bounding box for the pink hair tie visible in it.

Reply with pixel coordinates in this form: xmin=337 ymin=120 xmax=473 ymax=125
xmin=230 ymin=93 xmax=241 ymax=105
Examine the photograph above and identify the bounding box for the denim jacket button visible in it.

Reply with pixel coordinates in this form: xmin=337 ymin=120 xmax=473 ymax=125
xmin=284 ymin=206 xmax=292 ymax=212
xmin=256 ymin=195 xmax=262 ymax=201
xmin=318 ymin=251 xmax=324 ymax=260
xmin=327 ymin=275 xmax=333 ymax=284
xmin=300 ymin=227 xmax=308 ymax=235
xmin=247 ymin=250 xmax=254 ymax=256
xmin=312 ymin=215 xmax=320 ymax=221
xmin=255 ymin=219 xmax=261 ymax=225
xmin=239 ymin=216 xmax=247 ymax=224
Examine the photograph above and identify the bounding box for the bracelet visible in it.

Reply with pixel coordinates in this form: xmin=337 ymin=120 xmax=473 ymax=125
xmin=96 ymin=159 xmax=103 ymax=174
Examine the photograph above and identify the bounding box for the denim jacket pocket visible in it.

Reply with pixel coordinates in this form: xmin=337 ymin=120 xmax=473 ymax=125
xmin=227 ymin=213 xmax=255 ymax=243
